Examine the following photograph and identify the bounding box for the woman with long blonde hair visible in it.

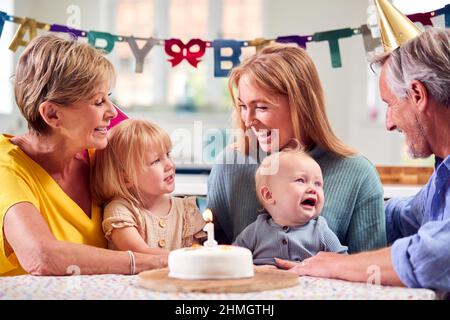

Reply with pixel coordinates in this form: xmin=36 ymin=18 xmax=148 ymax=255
xmin=207 ymin=43 xmax=386 ymax=253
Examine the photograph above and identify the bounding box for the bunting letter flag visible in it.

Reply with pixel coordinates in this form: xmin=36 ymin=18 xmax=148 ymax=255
xmin=212 ymin=40 xmax=244 ymax=77
xmin=313 ymin=28 xmax=355 ymax=68
xmin=434 ymin=6 xmax=449 ymax=27
xmin=276 ymin=35 xmax=311 ymax=49
xmin=407 ymin=12 xmax=435 ymax=27
xmin=360 ymin=24 xmax=382 ymax=57
xmin=164 ymin=38 xmax=207 ymax=67
xmin=126 ymin=36 xmax=159 ymax=73
xmin=9 ymin=17 xmax=50 ymax=52
xmin=0 ymin=11 xmax=7 ymax=38
xmin=247 ymin=37 xmax=272 ymax=52
xmin=0 ymin=3 xmax=449 ymax=75
xmin=88 ymin=31 xmax=117 ymax=53
xmin=444 ymin=4 xmax=450 ymax=27
xmin=49 ymin=24 xmax=86 ymax=39
xmin=408 ymin=4 xmax=450 ymax=28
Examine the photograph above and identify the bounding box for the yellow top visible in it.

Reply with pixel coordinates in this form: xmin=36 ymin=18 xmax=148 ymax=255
xmin=0 ymin=134 xmax=106 ymax=276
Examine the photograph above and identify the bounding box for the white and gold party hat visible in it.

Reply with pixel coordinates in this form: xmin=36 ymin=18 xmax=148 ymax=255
xmin=374 ymin=0 xmax=422 ymax=52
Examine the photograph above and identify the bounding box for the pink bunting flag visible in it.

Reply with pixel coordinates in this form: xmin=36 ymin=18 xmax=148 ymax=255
xmin=407 ymin=11 xmax=436 ymax=26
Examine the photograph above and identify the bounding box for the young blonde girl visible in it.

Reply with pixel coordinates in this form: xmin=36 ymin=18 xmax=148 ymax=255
xmin=92 ymin=119 xmax=206 ymax=254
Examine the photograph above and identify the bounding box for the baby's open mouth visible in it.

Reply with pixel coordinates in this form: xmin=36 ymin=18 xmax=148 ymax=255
xmin=301 ymin=197 xmax=317 ymax=207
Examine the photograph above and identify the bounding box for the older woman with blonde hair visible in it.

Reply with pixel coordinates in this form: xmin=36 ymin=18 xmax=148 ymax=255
xmin=207 ymin=43 xmax=386 ymax=253
xmin=0 ymin=34 xmax=167 ymax=276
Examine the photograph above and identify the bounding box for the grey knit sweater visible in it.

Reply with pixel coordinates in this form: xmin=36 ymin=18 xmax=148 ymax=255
xmin=234 ymin=214 xmax=348 ymax=265
xmin=207 ymin=146 xmax=387 ymax=253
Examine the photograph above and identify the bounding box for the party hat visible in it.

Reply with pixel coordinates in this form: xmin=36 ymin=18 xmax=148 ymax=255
xmin=374 ymin=0 xmax=422 ymax=52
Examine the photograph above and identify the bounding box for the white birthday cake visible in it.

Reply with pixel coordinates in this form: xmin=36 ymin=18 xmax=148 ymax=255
xmin=168 ymin=245 xmax=254 ymax=280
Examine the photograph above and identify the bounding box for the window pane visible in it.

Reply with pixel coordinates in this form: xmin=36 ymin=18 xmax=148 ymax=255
xmin=222 ymin=0 xmax=262 ymax=39
xmin=169 ymin=0 xmax=208 ymax=39
xmin=114 ymin=0 xmax=155 ymax=109
xmin=112 ymin=0 xmax=263 ymax=116
xmin=166 ymin=0 xmax=208 ymax=113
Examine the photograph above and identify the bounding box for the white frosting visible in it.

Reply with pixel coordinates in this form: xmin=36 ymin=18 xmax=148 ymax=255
xmin=168 ymin=245 xmax=254 ymax=280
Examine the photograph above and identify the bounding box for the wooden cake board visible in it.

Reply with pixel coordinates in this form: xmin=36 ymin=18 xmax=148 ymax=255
xmin=138 ymin=267 xmax=299 ymax=293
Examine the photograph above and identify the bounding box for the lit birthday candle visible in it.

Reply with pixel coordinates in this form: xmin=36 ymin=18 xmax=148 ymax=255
xmin=202 ymin=209 xmax=218 ymax=247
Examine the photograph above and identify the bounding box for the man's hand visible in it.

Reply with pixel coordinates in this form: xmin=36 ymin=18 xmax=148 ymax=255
xmin=275 ymin=252 xmax=342 ymax=278
xmin=275 ymin=248 xmax=404 ymax=286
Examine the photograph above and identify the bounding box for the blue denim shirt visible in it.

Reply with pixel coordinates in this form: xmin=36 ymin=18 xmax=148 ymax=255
xmin=385 ymin=155 xmax=450 ymax=291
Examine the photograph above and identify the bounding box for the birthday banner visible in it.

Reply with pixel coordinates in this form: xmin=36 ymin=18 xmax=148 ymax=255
xmin=0 ymin=5 xmax=449 ymax=77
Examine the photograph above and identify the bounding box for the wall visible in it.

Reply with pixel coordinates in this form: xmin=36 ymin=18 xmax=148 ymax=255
xmin=0 ymin=0 xmax=18 ymax=132
xmin=0 ymin=0 xmax=404 ymax=165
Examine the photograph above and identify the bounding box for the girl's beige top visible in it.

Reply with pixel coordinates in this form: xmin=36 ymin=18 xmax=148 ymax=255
xmin=103 ymin=196 xmax=206 ymax=250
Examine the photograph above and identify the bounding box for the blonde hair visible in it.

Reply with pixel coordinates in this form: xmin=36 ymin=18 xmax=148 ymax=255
xmin=14 ymin=34 xmax=115 ymax=135
xmin=91 ymin=119 xmax=172 ymax=208
xmin=228 ymin=43 xmax=355 ymax=156
xmin=255 ymin=142 xmax=313 ymax=206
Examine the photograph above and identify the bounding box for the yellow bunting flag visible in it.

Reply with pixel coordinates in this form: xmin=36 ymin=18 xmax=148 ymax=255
xmin=9 ymin=17 xmax=51 ymax=52
xmin=247 ymin=37 xmax=273 ymax=52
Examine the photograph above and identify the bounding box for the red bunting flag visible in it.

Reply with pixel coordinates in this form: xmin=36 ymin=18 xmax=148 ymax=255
xmin=164 ymin=38 xmax=208 ymax=68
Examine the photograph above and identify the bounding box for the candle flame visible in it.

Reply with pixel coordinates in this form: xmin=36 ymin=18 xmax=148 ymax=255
xmin=202 ymin=209 xmax=213 ymax=222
